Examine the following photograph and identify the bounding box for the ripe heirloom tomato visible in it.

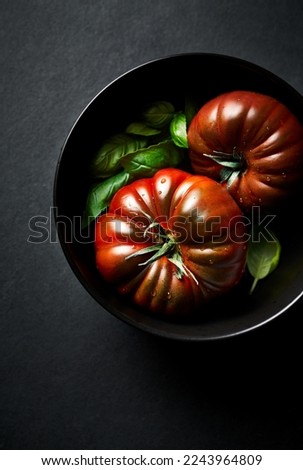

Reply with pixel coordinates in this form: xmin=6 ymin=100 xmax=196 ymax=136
xmin=95 ymin=168 xmax=247 ymax=316
xmin=188 ymin=90 xmax=303 ymax=210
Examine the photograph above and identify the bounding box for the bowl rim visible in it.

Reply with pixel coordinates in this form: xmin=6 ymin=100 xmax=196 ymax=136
xmin=53 ymin=51 xmax=303 ymax=341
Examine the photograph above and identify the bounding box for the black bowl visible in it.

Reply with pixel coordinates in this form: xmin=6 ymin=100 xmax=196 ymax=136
xmin=53 ymin=53 xmax=303 ymax=341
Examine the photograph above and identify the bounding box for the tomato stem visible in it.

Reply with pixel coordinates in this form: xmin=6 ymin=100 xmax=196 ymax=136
xmin=138 ymin=240 xmax=176 ymax=266
xmin=168 ymin=250 xmax=199 ymax=285
xmin=203 ymin=147 xmax=244 ymax=167
xmin=143 ymin=221 xmax=167 ymax=241
xmin=203 ymin=147 xmax=245 ymax=188
xmin=125 ymin=221 xmax=199 ymax=284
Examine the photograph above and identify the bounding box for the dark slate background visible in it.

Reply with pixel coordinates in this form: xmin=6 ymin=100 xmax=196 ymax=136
xmin=1 ymin=0 xmax=303 ymax=450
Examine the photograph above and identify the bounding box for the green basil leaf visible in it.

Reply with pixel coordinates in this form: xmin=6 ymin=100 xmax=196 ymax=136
xmin=82 ymin=170 xmax=131 ymax=228
xmin=142 ymin=101 xmax=175 ymax=129
xmin=126 ymin=122 xmax=161 ymax=136
xmin=121 ymin=139 xmax=183 ymax=178
xmin=90 ymin=134 xmax=148 ymax=178
xmin=169 ymin=113 xmax=188 ymax=148
xmin=247 ymin=230 xmax=281 ymax=294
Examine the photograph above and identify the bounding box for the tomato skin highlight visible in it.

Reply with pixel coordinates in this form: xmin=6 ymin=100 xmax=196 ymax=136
xmin=188 ymin=90 xmax=303 ymax=210
xmin=95 ymin=168 xmax=247 ymax=316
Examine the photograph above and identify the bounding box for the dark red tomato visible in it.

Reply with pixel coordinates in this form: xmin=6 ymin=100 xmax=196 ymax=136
xmin=95 ymin=168 xmax=247 ymax=316
xmin=188 ymin=90 xmax=303 ymax=210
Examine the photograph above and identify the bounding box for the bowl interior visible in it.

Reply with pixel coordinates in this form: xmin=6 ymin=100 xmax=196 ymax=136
xmin=54 ymin=53 xmax=303 ymax=340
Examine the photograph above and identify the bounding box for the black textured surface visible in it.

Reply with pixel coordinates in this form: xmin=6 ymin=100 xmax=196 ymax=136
xmin=1 ymin=0 xmax=303 ymax=450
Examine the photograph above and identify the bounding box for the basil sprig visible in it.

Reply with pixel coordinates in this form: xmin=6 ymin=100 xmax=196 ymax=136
xmin=82 ymin=140 xmax=184 ymax=228
xmin=82 ymin=101 xmax=192 ymax=228
xmin=122 ymin=140 xmax=182 ymax=177
xmin=247 ymin=229 xmax=281 ymax=294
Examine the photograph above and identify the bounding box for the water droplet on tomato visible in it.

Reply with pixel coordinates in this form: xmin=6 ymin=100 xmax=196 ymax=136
xmin=158 ymin=190 xmax=162 ymax=195
xmin=282 ymin=172 xmax=287 ymax=178
xmin=208 ymin=259 xmax=214 ymax=265
xmin=266 ymin=176 xmax=271 ymax=182
xmin=161 ymin=178 xmax=166 ymax=184
xmin=151 ymin=289 xmax=157 ymax=297
xmin=167 ymin=291 xmax=172 ymax=300
xmin=258 ymin=198 xmax=262 ymax=203
xmin=239 ymin=197 xmax=243 ymax=203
